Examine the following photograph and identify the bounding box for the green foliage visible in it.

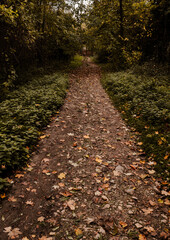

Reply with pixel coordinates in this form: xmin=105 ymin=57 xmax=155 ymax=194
xmin=0 ymin=0 xmax=81 ymax=99
xmin=84 ymin=0 xmax=153 ymax=68
xmin=0 ymin=72 xmax=68 ymax=187
xmin=101 ymin=66 xmax=170 ymax=178
xmin=69 ymin=54 xmax=83 ymax=69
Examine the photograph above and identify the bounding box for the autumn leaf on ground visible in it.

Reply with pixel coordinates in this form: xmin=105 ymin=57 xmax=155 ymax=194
xmin=58 ymin=173 xmax=66 ymax=179
xmin=119 ymin=221 xmax=128 ymax=228
xmin=4 ymin=227 xmax=12 ymax=233
xmin=59 ymin=191 xmax=72 ymax=197
xmin=15 ymin=174 xmax=24 ymax=178
xmin=139 ymin=234 xmax=147 ymax=240
xmin=38 ymin=216 xmax=45 ymax=222
xmin=0 ymin=193 xmax=6 ymax=199
xmin=67 ymin=199 xmax=76 ymax=210
xmin=84 ymin=135 xmax=90 ymax=139
xmin=26 ymin=200 xmax=34 ymax=206
xmin=142 ymin=208 xmax=153 ymax=215
xmin=165 ymin=199 xmax=170 ymax=205
xmin=4 ymin=227 xmax=22 ymax=238
xmin=144 ymin=226 xmax=156 ymax=233
xmin=42 ymin=158 xmax=50 ymax=163
xmin=161 ymin=190 xmax=170 ymax=196
xmin=22 ymin=237 xmax=29 ymax=240
xmin=8 ymin=196 xmax=17 ymax=202
xmin=95 ymin=157 xmax=102 ymax=163
xmin=75 ymin=228 xmax=83 ymax=236
xmin=40 ymin=135 xmax=48 ymax=139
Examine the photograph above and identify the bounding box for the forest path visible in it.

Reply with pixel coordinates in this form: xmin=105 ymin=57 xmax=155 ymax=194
xmin=0 ymin=59 xmax=169 ymax=240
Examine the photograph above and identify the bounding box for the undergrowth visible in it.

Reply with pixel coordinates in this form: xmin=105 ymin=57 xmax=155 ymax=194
xmin=101 ymin=64 xmax=170 ymax=179
xmin=0 ymin=72 xmax=68 ymax=191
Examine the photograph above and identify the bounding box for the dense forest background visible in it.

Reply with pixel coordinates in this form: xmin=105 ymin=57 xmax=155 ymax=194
xmin=0 ymin=0 xmax=170 ymax=99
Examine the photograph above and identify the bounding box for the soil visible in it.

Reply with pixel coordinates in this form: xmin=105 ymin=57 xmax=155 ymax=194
xmin=0 ymin=59 xmax=169 ymax=240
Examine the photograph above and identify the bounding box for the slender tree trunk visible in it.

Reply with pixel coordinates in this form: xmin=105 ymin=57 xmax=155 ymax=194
xmin=119 ymin=0 xmax=123 ymax=38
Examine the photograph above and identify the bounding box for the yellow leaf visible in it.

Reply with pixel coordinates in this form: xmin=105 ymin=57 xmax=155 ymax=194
xmin=58 ymin=173 xmax=66 ymax=179
xmin=75 ymin=228 xmax=83 ymax=236
xmin=15 ymin=174 xmax=24 ymax=178
xmin=0 ymin=193 xmax=6 ymax=199
xmin=139 ymin=234 xmax=147 ymax=240
xmin=95 ymin=157 xmax=102 ymax=163
xmin=40 ymin=135 xmax=46 ymax=139
xmin=138 ymin=142 xmax=143 ymax=146
xmin=158 ymin=139 xmax=162 ymax=145
xmin=158 ymin=199 xmax=164 ymax=204
xmin=119 ymin=221 xmax=128 ymax=228
xmin=164 ymin=155 xmax=169 ymax=160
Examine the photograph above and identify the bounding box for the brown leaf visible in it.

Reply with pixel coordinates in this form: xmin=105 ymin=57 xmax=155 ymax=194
xmin=119 ymin=221 xmax=128 ymax=228
xmin=26 ymin=200 xmax=34 ymax=206
xmin=142 ymin=208 xmax=153 ymax=215
xmin=15 ymin=174 xmax=24 ymax=178
xmin=58 ymin=173 xmax=66 ymax=179
xmin=8 ymin=228 xmax=22 ymax=238
xmin=8 ymin=196 xmax=17 ymax=202
xmin=67 ymin=200 xmax=76 ymax=210
xmin=38 ymin=216 xmax=45 ymax=222
xmin=59 ymin=191 xmax=72 ymax=197
xmin=75 ymin=228 xmax=83 ymax=236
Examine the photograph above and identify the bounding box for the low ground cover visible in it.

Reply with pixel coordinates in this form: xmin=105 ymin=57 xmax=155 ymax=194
xmin=101 ymin=64 xmax=170 ymax=179
xmin=0 ymin=72 xmax=68 ymax=190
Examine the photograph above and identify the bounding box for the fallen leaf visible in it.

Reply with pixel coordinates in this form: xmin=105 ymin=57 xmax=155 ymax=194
xmin=8 ymin=228 xmax=22 ymax=238
xmin=85 ymin=217 xmax=95 ymax=224
xmin=148 ymin=170 xmax=155 ymax=174
xmin=15 ymin=174 xmax=24 ymax=178
xmin=22 ymin=237 xmax=29 ymax=240
xmin=96 ymin=157 xmax=102 ymax=163
xmin=142 ymin=208 xmax=153 ymax=215
xmin=4 ymin=227 xmax=12 ymax=233
xmin=164 ymin=199 xmax=170 ymax=205
xmin=138 ymin=142 xmax=143 ymax=146
xmin=119 ymin=221 xmax=128 ymax=228
xmin=40 ymin=135 xmax=47 ymax=139
xmin=26 ymin=200 xmax=34 ymax=206
xmin=161 ymin=190 xmax=170 ymax=196
xmin=58 ymin=173 xmax=66 ymax=179
xmin=59 ymin=191 xmax=72 ymax=197
xmin=158 ymin=198 xmax=164 ymax=203
xmin=84 ymin=135 xmax=90 ymax=139
xmin=144 ymin=226 xmax=155 ymax=233
xmin=0 ymin=193 xmax=6 ymax=199
xmin=139 ymin=234 xmax=147 ymax=240
xmin=38 ymin=216 xmax=45 ymax=222
xmin=42 ymin=158 xmax=50 ymax=163
xmin=67 ymin=200 xmax=76 ymax=210
xmin=75 ymin=228 xmax=83 ymax=236
xmin=149 ymin=200 xmax=156 ymax=206
xmin=73 ymin=142 xmax=77 ymax=147
xmin=8 ymin=196 xmax=17 ymax=202
xmin=58 ymin=182 xmax=65 ymax=187
xmin=130 ymin=165 xmax=137 ymax=170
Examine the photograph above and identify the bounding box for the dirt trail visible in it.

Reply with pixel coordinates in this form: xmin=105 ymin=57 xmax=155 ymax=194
xmin=0 ymin=59 xmax=169 ymax=240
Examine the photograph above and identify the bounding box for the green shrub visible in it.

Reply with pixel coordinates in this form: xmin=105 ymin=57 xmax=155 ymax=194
xmin=0 ymin=72 xmax=68 ymax=189
xmin=101 ymin=69 xmax=170 ymax=179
